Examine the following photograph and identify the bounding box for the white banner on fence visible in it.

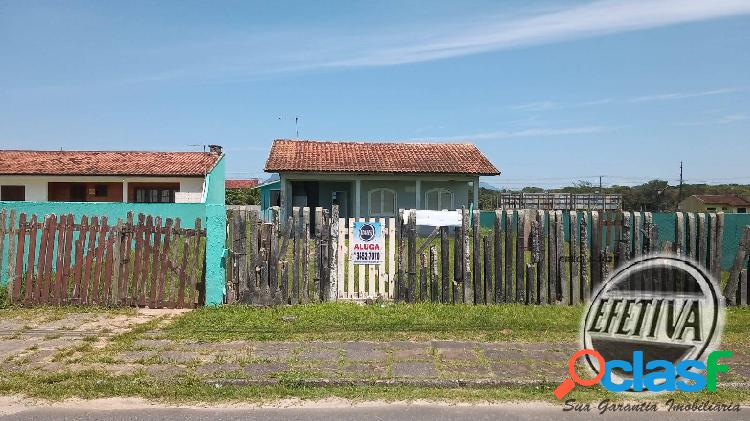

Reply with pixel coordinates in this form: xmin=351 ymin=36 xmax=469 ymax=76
xmin=414 ymin=210 xmax=461 ymax=227
xmin=351 ymin=221 xmax=384 ymax=265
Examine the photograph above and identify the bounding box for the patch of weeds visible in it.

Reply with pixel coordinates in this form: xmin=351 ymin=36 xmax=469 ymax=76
xmin=43 ymin=334 xmax=62 ymax=340
xmin=51 ymin=342 xmax=93 ymax=363
xmin=81 ymin=336 xmax=98 ymax=343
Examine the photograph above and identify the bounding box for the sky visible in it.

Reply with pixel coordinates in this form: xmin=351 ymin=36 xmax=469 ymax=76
xmin=1 ymin=0 xmax=749 ymax=189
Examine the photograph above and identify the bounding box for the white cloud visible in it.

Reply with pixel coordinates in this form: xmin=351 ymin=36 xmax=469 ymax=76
xmin=327 ymin=0 xmax=750 ymax=68
xmin=628 ymin=88 xmax=742 ymax=103
xmin=411 ymin=126 xmax=609 ymax=141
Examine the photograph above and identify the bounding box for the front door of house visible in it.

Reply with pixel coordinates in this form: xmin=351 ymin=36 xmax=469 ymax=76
xmin=333 ymin=191 xmax=348 ymax=218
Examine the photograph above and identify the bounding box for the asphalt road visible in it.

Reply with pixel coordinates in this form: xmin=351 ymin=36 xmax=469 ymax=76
xmin=3 ymin=404 xmax=748 ymax=421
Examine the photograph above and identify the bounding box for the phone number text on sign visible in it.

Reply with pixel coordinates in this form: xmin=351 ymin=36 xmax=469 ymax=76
xmin=351 ymin=222 xmax=384 ymax=265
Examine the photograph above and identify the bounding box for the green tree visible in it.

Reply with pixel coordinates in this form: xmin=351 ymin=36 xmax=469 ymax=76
xmin=226 ymin=188 xmax=260 ymax=205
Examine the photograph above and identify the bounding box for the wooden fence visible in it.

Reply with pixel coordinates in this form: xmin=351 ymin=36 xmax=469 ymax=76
xmin=0 ymin=209 xmax=206 ymax=308
xmin=226 ymin=207 xmax=749 ymax=306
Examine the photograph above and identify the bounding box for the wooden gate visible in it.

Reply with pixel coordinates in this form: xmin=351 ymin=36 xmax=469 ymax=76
xmin=336 ymin=217 xmax=397 ymax=300
xmin=0 ymin=209 xmax=206 ymax=308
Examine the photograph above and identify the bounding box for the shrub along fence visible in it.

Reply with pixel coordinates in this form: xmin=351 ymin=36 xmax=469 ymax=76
xmin=227 ymin=206 xmax=750 ymax=306
xmin=0 ymin=209 xmax=206 ymax=308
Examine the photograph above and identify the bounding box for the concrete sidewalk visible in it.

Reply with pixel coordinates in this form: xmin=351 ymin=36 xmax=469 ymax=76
xmin=1 ymin=311 xmax=749 ymax=388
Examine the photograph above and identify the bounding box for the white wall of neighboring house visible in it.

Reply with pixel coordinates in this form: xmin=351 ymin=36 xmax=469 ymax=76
xmin=0 ymin=175 xmax=206 ymax=202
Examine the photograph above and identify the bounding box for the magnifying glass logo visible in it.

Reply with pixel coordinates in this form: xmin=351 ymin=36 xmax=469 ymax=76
xmin=553 ymin=348 xmax=606 ymax=400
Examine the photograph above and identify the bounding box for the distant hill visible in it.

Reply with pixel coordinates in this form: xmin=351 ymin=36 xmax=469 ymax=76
xmin=480 ymin=182 xmax=502 ymax=191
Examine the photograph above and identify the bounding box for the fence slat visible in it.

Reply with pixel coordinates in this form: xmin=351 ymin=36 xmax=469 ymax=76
xmin=537 ymin=210 xmax=547 ymax=305
xmin=54 ymin=215 xmax=67 ymax=305
xmin=12 ymin=212 xmax=26 ymax=303
xmin=493 ymin=210 xmax=503 ymax=304
xmin=590 ymin=211 xmax=601 ymax=292
xmin=430 ymin=246 xmax=438 ymax=302
xmin=483 ymin=235 xmax=493 ymax=305
xmin=292 ymin=208 xmax=300 ymax=303
xmin=92 ymin=216 xmax=108 ymax=305
xmin=156 ymin=218 xmax=173 ymax=308
xmin=714 ymin=213 xmax=725 ymax=282
xmin=504 ymin=210 xmax=513 ymax=302
xmin=472 ymin=210 xmax=482 ymax=304
xmin=698 ymin=213 xmax=708 ymax=269
xmin=461 ymin=208 xmax=472 ymax=304
xmin=107 ymin=218 xmax=125 ymax=305
xmin=6 ymin=210 xmax=16 ymax=302
xmin=516 ymin=210 xmax=526 ymax=303
xmin=24 ymin=214 xmax=39 ymax=306
xmin=570 ymin=211 xmax=579 ymax=305
xmin=453 ymin=225 xmax=461 ymax=304
xmin=0 ymin=209 xmax=5 ymax=296
xmin=548 ymin=211 xmax=558 ymax=304
xmin=387 ymin=217 xmax=396 ymax=299
xmin=723 ymin=226 xmax=750 ymax=304
xmin=556 ymin=210 xmax=566 ymax=304
xmin=177 ymin=240 xmax=189 ymax=308
xmin=104 ymin=219 xmax=119 ymax=305
xmin=419 ymin=251 xmax=427 ymax=302
xmin=580 ymin=212 xmax=590 ymax=302
xmin=368 ymin=216 xmax=377 ymax=298
xmin=35 ymin=215 xmax=51 ymax=305
xmin=337 ymin=217 xmax=346 ymax=300
xmin=741 ymin=268 xmax=748 ymax=306
xmin=302 ymin=207 xmax=310 ymax=304
xmin=42 ymin=215 xmax=58 ymax=304
xmin=118 ymin=213 xmax=133 ymax=306
xmin=408 ymin=210 xmax=417 ymax=303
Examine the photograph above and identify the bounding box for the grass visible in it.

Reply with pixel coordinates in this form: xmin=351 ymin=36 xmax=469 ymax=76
xmin=160 ymin=303 xmax=750 ymax=345
xmin=160 ymin=302 xmax=584 ymax=342
xmin=0 ymin=369 xmax=747 ymax=404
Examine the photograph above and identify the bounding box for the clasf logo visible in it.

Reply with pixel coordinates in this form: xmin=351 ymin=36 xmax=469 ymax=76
xmin=555 ymin=254 xmax=727 ymax=399
xmin=554 ymin=348 xmax=732 ymax=399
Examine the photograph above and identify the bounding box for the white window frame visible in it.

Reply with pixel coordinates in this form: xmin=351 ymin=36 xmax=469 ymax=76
xmin=368 ymin=188 xmax=397 ymax=217
xmin=424 ymin=187 xmax=454 ymax=211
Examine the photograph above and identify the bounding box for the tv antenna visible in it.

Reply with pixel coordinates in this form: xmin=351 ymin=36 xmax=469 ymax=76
xmin=278 ymin=115 xmax=301 ymax=138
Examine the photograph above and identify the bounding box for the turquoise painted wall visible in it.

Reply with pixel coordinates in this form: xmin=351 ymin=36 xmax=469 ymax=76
xmin=479 ymin=210 xmax=750 ymax=271
xmin=0 ymin=155 xmax=227 ymax=305
xmin=202 ymin=156 xmax=226 ymax=306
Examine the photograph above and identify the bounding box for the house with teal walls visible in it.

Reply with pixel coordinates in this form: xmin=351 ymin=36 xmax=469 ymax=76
xmin=0 ymin=146 xmax=226 ymax=305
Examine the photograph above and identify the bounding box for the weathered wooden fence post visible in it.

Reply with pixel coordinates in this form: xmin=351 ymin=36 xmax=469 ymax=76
xmin=430 ymin=246 xmax=439 ymax=302
xmin=302 ymin=207 xmax=310 ymax=304
xmin=556 ymin=210 xmax=566 ymax=304
xmin=329 ymin=205 xmax=339 ymax=302
xmin=529 ymin=218 xmax=540 ymax=304
xmin=483 ymin=235 xmax=493 ymax=304
xmin=453 ymin=225 xmax=461 ymax=304
xmin=723 ymin=226 xmax=750 ymax=305
xmin=494 ymin=209 xmax=504 ymax=304
xmin=537 ymin=210 xmax=547 ymax=305
xmin=580 ymin=212 xmax=590 ymax=302
xmin=516 ymin=210 xmax=526 ymax=303
xmin=462 ymin=208 xmax=472 ymax=304
xmin=441 ymin=226 xmax=450 ymax=303
xmin=472 ymin=210 xmax=482 ymax=304
xmin=570 ymin=211 xmax=579 ymax=305
xmin=504 ymin=210 xmax=513 ymax=302
xmin=419 ymin=252 xmax=427 ymax=302
xmin=408 ymin=210 xmax=417 ymax=302
xmin=590 ymin=211 xmax=601 ymax=292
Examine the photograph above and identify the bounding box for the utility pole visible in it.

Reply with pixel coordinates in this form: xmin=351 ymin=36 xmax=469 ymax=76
xmin=678 ymin=161 xmax=684 ymax=208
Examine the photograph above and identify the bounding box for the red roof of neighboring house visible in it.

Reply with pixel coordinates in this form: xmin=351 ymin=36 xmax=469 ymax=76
xmin=693 ymin=194 xmax=750 ymax=207
xmin=226 ymin=179 xmax=260 ymax=189
xmin=264 ymin=139 xmax=500 ymax=175
xmin=0 ymin=150 xmax=221 ymax=177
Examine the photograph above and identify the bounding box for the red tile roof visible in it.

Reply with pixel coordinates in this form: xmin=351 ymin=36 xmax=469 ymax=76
xmin=0 ymin=150 xmax=221 ymax=177
xmin=264 ymin=139 xmax=500 ymax=175
xmin=226 ymin=179 xmax=260 ymax=189
xmin=694 ymin=194 xmax=750 ymax=206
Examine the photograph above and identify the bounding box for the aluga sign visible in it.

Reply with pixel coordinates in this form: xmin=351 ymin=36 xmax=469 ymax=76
xmin=554 ymin=254 xmax=730 ymax=398
xmin=351 ymin=222 xmax=384 ymax=265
